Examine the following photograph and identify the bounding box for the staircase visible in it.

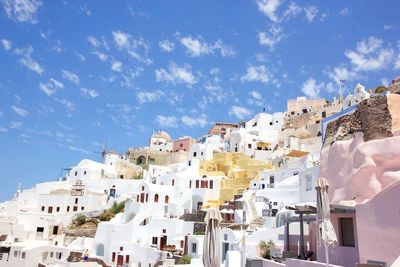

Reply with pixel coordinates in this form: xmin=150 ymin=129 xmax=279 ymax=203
xmin=247 ymin=192 xmax=265 ymax=230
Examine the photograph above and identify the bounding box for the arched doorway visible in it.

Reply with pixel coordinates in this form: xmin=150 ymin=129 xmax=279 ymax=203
xmin=136 ymin=156 xmax=146 ymax=166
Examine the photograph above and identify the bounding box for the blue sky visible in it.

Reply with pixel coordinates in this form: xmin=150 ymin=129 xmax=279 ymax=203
xmin=0 ymin=0 xmax=399 ymax=201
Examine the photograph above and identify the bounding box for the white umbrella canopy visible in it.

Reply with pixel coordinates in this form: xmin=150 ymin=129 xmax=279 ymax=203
xmin=203 ymin=208 xmax=223 ymax=267
xmin=315 ymin=178 xmax=337 ymax=267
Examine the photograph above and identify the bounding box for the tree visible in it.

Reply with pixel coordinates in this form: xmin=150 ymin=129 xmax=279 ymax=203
xmin=259 ymin=240 xmax=275 ymax=259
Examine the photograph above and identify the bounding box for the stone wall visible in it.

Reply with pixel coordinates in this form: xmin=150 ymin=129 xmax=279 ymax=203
xmin=324 ymin=95 xmax=393 ymax=147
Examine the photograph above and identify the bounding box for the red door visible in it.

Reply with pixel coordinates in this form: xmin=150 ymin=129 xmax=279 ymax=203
xmin=117 ymin=255 xmax=123 ymax=266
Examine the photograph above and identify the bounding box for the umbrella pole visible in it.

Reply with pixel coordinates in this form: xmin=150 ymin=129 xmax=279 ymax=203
xmin=324 ymin=244 xmax=330 ymax=267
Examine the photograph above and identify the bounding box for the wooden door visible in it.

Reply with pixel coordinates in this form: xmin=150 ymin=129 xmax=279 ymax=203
xmin=117 ymin=255 xmax=123 ymax=266
xmin=160 ymin=235 xmax=167 ymax=250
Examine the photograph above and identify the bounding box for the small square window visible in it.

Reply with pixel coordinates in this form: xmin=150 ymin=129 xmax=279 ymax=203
xmin=41 ymin=206 xmax=45 ymax=212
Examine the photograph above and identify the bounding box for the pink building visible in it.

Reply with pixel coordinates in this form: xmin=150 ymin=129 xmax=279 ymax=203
xmin=172 ymin=137 xmax=195 ymax=153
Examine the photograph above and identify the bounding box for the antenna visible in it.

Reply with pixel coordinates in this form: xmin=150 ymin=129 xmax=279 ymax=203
xmin=93 ymin=140 xmax=108 ymax=163
xmin=339 ymin=79 xmax=347 ymax=103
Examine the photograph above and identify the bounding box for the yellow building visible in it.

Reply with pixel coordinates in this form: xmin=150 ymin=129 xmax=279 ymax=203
xmin=199 ymin=152 xmax=274 ymax=206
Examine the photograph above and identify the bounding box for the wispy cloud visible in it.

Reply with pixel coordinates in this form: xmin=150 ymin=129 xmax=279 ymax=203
xmin=181 ymin=114 xmax=208 ymax=127
xmin=111 ymin=60 xmax=122 ymax=72
xmin=256 ymin=0 xmax=282 ymax=22
xmin=112 ymin=30 xmax=152 ymax=65
xmin=159 ymin=40 xmax=175 ymax=52
xmin=301 ymin=77 xmax=324 ymax=98
xmin=11 ymin=105 xmax=28 ymax=117
xmin=14 ymin=46 xmax=44 ymax=75
xmin=344 ymin=36 xmax=393 ymax=71
xmin=180 ymin=35 xmax=235 ymax=57
xmin=156 ymin=115 xmax=178 ymax=128
xmin=304 ymin=6 xmax=318 ymax=23
xmin=258 ymin=25 xmax=284 ymax=51
xmin=80 ymin=88 xmax=99 ymax=98
xmin=1 ymin=39 xmax=12 ymax=50
xmin=136 ymin=90 xmax=165 ymax=104
xmin=10 ymin=121 xmax=23 ymax=129
xmin=62 ymin=70 xmax=80 ymax=84
xmin=229 ymin=106 xmax=252 ymax=120
xmin=55 ymin=98 xmax=75 ymax=116
xmin=2 ymin=0 xmax=42 ymax=24
xmin=241 ymin=65 xmax=272 ymax=84
xmin=155 ymin=62 xmax=197 ymax=86
xmin=39 ymin=78 xmax=64 ymax=96
xmin=339 ymin=8 xmax=350 ymax=16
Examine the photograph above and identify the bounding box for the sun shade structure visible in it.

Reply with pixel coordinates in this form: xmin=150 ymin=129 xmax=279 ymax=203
xmin=315 ymin=178 xmax=337 ymax=267
xmin=203 ymin=208 xmax=223 ymax=267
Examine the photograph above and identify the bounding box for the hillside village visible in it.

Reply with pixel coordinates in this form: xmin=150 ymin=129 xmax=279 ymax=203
xmin=1 ymin=78 xmax=400 ymax=267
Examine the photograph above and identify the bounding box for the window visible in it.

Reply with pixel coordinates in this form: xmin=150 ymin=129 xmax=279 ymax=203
xmin=273 ymin=202 xmax=278 ymax=206
xmin=201 ymin=152 xmax=204 ymax=156
xmin=126 ymin=255 xmax=130 ymax=263
xmin=188 ymin=160 xmax=191 ymax=166
xmin=162 ymin=229 xmax=166 ymax=234
xmin=209 ymin=180 xmax=213 ymax=189
xmin=154 ymin=194 xmax=159 ymax=203
xmin=21 ymin=252 xmax=26 ymax=259
xmin=146 ymin=193 xmax=149 ymax=202
xmin=181 ymin=240 xmax=184 ymax=248
xmin=269 ymin=176 xmax=275 ymax=184
xmin=119 ymin=247 xmax=123 ymax=251
xmin=41 ymin=206 xmax=45 ymax=212
xmin=180 ymin=143 xmax=183 ymax=147
xmin=164 ymin=195 xmax=169 ymax=204
xmin=172 ymin=179 xmax=175 ymax=186
xmin=73 ymin=206 xmax=78 ymax=212
xmin=84 ymin=171 xmax=87 ymax=175
xmin=81 ymin=206 xmax=84 ymax=211
xmin=56 ymin=207 xmax=60 ymax=212
xmin=36 ymin=227 xmax=44 ymax=233
xmin=112 ymin=252 xmax=116 ymax=262
xmin=193 ymin=152 xmax=197 ymax=157
xmin=120 ymin=175 xmax=124 ymax=179
xmin=56 ymin=252 xmax=62 ymax=259
xmin=14 ymin=251 xmax=19 ymax=258
xmin=67 ymin=206 xmax=70 ymax=212
xmin=152 ymin=237 xmax=157 ymax=245
xmin=75 ymin=198 xmax=78 ymax=204
xmin=196 ymin=180 xmax=199 ymax=188
xmin=191 ymin=243 xmax=197 ymax=253
xmin=339 ymin=218 xmax=355 ymax=247
xmin=248 ymin=144 xmax=252 ymax=149
xmin=224 ymin=234 xmax=228 ymax=241
xmin=189 ymin=181 xmax=192 ymax=188
xmin=53 ymin=226 xmax=58 ymax=235
xmin=75 ymin=171 xmax=78 ymax=176
xmin=306 ymin=174 xmax=312 ymax=191
xmin=50 ymin=252 xmax=54 ymax=258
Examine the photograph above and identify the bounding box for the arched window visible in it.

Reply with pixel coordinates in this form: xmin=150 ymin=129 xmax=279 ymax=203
xmin=165 ymin=195 xmax=169 ymax=204
xmin=154 ymin=194 xmax=159 ymax=203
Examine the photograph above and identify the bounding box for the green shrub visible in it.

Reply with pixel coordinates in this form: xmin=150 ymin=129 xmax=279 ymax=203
xmin=374 ymin=86 xmax=388 ymax=94
xmin=178 ymin=255 xmax=191 ymax=264
xmin=99 ymin=210 xmax=115 ymax=221
xmin=110 ymin=201 xmax=126 ymax=214
xmin=75 ymin=214 xmax=86 ymax=226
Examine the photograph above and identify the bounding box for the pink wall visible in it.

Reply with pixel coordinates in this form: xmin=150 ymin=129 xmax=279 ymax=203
xmin=317 ymin=213 xmax=359 ymax=267
xmin=172 ymin=138 xmax=193 ymax=152
xmin=320 ymin=133 xmax=400 ymax=203
xmin=356 ymin=180 xmax=400 ymax=266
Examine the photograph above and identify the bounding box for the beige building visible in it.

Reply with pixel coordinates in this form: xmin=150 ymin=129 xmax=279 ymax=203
xmin=128 ymin=148 xmax=188 ymax=169
xmin=287 ymin=97 xmax=327 ymax=115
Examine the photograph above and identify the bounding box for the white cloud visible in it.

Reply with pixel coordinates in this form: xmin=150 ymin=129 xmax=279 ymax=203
xmin=258 ymin=25 xmax=284 ymax=51
xmin=159 ymin=40 xmax=175 ymax=52
xmin=339 ymin=8 xmax=350 ymax=16
xmin=304 ymin=6 xmax=318 ymax=22
xmin=380 ymin=77 xmax=389 ymax=86
xmin=180 ymin=35 xmax=235 ymax=57
xmin=327 ymin=66 xmax=359 ymax=83
xmin=55 ymin=98 xmax=75 ymax=115
xmin=2 ymin=0 xmax=42 ymax=24
xmin=111 ymin=60 xmax=122 ymax=72
xmin=395 ymin=54 xmax=400 ymax=70
xmin=14 ymin=46 xmax=44 ymax=75
xmin=156 ymin=115 xmax=178 ymax=128
xmin=344 ymin=36 xmax=393 ymax=71
xmin=75 ymin=52 xmax=86 ymax=62
xmin=87 ymin=36 xmax=100 ymax=47
xmin=155 ymin=62 xmax=197 ymax=86
xmin=247 ymin=91 xmax=264 ymax=107
xmin=229 ymin=106 xmax=252 ymax=120
xmin=241 ymin=65 xmax=271 ymax=84
xmin=383 ymin=25 xmax=393 ymax=31
xmin=181 ymin=114 xmax=208 ymax=128
xmin=39 ymin=78 xmax=64 ymax=96
xmin=1 ymin=39 xmax=12 ymax=50
xmin=112 ymin=30 xmax=152 ymax=65
xmin=282 ymin=2 xmax=302 ymax=20
xmin=136 ymin=90 xmax=165 ymax=104
xmin=301 ymin=77 xmax=324 ymax=98
xmin=80 ymin=88 xmax=99 ymax=98
xmin=10 ymin=121 xmax=23 ymax=129
xmin=11 ymin=105 xmax=28 ymax=117
xmin=256 ymin=0 xmax=282 ymax=22
xmin=62 ymin=70 xmax=80 ymax=84
xmin=92 ymin=51 xmax=108 ymax=61
xmin=0 ymin=127 xmax=8 ymax=133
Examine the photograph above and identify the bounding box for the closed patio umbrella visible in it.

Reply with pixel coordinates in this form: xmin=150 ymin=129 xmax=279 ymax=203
xmin=203 ymin=208 xmax=222 ymax=267
xmin=315 ymin=178 xmax=337 ymax=267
